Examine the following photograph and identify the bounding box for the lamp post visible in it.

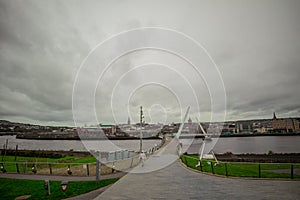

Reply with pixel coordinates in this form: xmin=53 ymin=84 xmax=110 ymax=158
xmin=139 ymin=106 xmax=144 ymax=153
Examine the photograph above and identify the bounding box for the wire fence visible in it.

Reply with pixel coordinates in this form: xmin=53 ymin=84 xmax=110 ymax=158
xmin=181 ymin=155 xmax=300 ymax=179
xmin=0 ymin=154 xmax=141 ymax=176
xmin=0 ymin=141 xmax=165 ymax=176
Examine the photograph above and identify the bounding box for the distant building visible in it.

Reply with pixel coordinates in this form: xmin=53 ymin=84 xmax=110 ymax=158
xmin=272 ymin=118 xmax=300 ymax=133
xmin=162 ymin=123 xmax=179 ymax=135
xmin=236 ymin=121 xmax=253 ymax=133
xmin=77 ymin=127 xmax=107 ymax=138
xmin=182 ymin=122 xmax=198 ymax=134
xmin=253 ymin=120 xmax=273 ymax=133
xmin=99 ymin=124 xmax=117 ymax=136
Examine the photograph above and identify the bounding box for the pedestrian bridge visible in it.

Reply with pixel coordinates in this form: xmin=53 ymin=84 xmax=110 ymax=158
xmin=96 ymin=138 xmax=300 ymax=199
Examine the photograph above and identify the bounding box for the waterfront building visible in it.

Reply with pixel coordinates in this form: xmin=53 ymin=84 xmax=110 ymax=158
xmin=272 ymin=118 xmax=300 ymax=133
xmin=99 ymin=124 xmax=117 ymax=136
xmin=236 ymin=121 xmax=253 ymax=133
xmin=182 ymin=122 xmax=198 ymax=134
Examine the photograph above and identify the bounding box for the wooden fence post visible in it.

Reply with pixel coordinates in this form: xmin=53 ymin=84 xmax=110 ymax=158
xmin=225 ymin=163 xmax=228 ymax=176
xmin=23 ymin=162 xmax=27 ymax=174
xmin=291 ymin=164 xmax=294 ymax=179
xmin=200 ymin=160 xmax=203 ymax=172
xmin=16 ymin=163 xmax=19 ymax=173
xmin=14 ymin=145 xmax=18 ymax=161
xmin=48 ymin=164 xmax=52 ymax=175
xmin=211 ymin=162 xmax=214 ymax=174
xmin=87 ymin=164 xmax=90 ymax=176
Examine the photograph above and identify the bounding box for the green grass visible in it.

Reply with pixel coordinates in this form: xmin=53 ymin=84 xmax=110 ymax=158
xmin=1 ymin=155 xmax=97 ymax=173
xmin=2 ymin=155 xmax=96 ymax=163
xmin=0 ymin=177 xmax=119 ymax=200
xmin=181 ymin=155 xmax=300 ymax=179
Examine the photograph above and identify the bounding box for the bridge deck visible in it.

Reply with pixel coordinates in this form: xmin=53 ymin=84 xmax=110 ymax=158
xmin=96 ymin=159 xmax=300 ymax=200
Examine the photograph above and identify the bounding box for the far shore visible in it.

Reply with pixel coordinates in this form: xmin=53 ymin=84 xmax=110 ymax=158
xmin=180 ymin=132 xmax=300 ymax=139
xmin=1 ymin=148 xmax=300 ymax=163
xmin=1 ymin=131 xmax=300 ymax=140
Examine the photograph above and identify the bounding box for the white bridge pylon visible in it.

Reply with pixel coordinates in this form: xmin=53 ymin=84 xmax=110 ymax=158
xmin=195 ymin=117 xmax=219 ymax=167
xmin=175 ymin=106 xmax=190 ymax=155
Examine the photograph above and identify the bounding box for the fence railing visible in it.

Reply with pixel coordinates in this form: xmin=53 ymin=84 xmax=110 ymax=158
xmin=181 ymin=155 xmax=300 ymax=179
xmin=0 ymin=154 xmax=138 ymax=176
xmin=0 ymin=141 xmax=164 ymax=176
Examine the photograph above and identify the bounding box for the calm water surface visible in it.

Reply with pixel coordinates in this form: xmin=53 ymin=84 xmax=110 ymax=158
xmin=185 ymin=135 xmax=300 ymax=154
xmin=0 ymin=135 xmax=161 ymax=152
xmin=0 ymin=135 xmax=300 ymax=154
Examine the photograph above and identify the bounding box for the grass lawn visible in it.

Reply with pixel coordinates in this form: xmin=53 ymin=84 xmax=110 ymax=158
xmin=2 ymin=155 xmax=96 ymax=163
xmin=0 ymin=177 xmax=118 ymax=200
xmin=1 ymin=155 xmax=97 ymax=173
xmin=181 ymin=155 xmax=300 ymax=179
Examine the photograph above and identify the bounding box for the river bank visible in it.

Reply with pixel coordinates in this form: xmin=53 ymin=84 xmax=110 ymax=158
xmin=13 ymin=132 xmax=300 ymax=140
xmin=15 ymin=132 xmax=161 ymax=140
xmin=2 ymin=148 xmax=300 ymax=163
xmin=179 ymin=132 xmax=300 ymax=139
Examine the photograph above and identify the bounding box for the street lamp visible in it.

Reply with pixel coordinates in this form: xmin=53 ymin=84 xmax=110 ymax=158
xmin=139 ymin=106 xmax=144 ymax=153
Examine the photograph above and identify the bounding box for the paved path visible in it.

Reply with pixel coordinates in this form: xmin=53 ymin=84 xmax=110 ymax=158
xmin=64 ymin=184 xmax=113 ymax=200
xmin=0 ymin=172 xmax=126 ymax=181
xmin=96 ymin=160 xmax=300 ymax=200
xmin=266 ymin=168 xmax=300 ymax=175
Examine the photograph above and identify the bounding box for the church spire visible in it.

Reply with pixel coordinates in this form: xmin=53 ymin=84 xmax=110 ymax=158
xmin=273 ymin=112 xmax=277 ymax=120
xmin=127 ymin=116 xmax=131 ymax=125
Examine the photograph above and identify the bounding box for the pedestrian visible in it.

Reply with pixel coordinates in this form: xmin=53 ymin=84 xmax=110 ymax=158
xmin=140 ymin=151 xmax=146 ymax=167
xmin=31 ymin=166 xmax=37 ymax=174
xmin=112 ymin=164 xmax=115 ymax=173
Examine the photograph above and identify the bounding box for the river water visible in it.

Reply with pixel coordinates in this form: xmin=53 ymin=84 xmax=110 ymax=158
xmin=184 ymin=135 xmax=300 ymax=154
xmin=0 ymin=135 xmax=300 ymax=154
xmin=0 ymin=136 xmax=161 ymax=152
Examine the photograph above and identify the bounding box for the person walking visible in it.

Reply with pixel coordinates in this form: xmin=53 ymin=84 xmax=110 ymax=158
xmin=140 ymin=151 xmax=146 ymax=167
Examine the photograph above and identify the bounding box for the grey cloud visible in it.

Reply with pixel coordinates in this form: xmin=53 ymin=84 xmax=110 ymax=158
xmin=0 ymin=0 xmax=300 ymax=125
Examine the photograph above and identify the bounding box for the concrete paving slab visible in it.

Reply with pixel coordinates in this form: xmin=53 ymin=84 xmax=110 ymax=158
xmin=96 ymin=160 xmax=300 ymax=200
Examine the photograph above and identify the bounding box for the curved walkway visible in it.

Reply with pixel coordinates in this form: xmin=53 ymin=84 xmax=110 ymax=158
xmin=96 ymin=160 xmax=300 ymax=199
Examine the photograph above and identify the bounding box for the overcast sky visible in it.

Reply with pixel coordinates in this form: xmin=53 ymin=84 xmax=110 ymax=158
xmin=1 ymin=0 xmax=300 ymax=126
